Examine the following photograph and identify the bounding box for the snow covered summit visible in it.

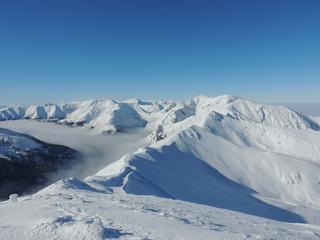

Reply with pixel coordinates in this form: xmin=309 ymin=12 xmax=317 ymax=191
xmin=0 ymin=95 xmax=319 ymax=135
xmin=1 ymin=95 xmax=320 ymax=239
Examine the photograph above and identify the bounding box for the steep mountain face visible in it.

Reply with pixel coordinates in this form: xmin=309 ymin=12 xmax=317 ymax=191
xmin=0 ymin=99 xmax=161 ymax=133
xmin=0 ymin=128 xmax=80 ymax=199
xmin=153 ymin=95 xmax=320 ymax=136
xmin=86 ymin=95 xmax=320 ymax=223
xmin=1 ymin=95 xmax=320 ymax=239
xmin=1 ymin=95 xmax=318 ymax=134
xmin=58 ymin=99 xmax=148 ymax=133
xmin=1 ymin=95 xmax=320 ymax=222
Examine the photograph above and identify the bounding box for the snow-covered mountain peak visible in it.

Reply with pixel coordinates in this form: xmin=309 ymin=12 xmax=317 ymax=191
xmin=191 ymin=95 xmax=319 ymax=130
xmin=1 ymin=95 xmax=319 ymax=136
xmin=146 ymin=95 xmax=320 ymax=145
xmin=2 ymin=95 xmax=320 ymax=239
xmin=193 ymin=94 xmax=241 ymax=105
xmin=81 ymin=96 xmax=320 ymax=223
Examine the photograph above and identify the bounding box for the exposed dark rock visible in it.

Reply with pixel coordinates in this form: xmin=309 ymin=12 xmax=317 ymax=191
xmin=0 ymin=128 xmax=81 ymax=200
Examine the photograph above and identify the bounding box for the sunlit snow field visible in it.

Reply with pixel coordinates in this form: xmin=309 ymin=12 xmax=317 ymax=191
xmin=1 ymin=99 xmax=320 ymax=239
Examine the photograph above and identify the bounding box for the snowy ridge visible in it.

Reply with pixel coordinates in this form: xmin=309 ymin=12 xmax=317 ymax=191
xmin=1 ymin=95 xmax=320 ymax=239
xmin=0 ymin=98 xmax=165 ymax=133
xmin=157 ymin=95 xmax=320 ymax=135
xmin=1 ymin=95 xmax=319 ymax=135
xmin=91 ymin=124 xmax=320 ymax=223
xmin=0 ymin=128 xmax=41 ymax=155
xmin=82 ymin=95 xmax=320 ymax=223
xmin=0 ymin=128 xmax=77 ymax=165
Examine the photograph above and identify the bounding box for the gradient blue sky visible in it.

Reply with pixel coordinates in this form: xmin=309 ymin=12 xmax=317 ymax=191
xmin=0 ymin=0 xmax=319 ymax=104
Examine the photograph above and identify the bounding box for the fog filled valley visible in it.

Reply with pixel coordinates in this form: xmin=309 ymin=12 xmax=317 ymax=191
xmin=1 ymin=95 xmax=320 ymax=239
xmin=0 ymin=120 xmax=149 ymax=198
xmin=0 ymin=120 xmax=148 ymax=179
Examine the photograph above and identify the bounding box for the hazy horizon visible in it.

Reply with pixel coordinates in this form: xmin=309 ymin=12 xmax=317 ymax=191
xmin=1 ymin=94 xmax=320 ymax=118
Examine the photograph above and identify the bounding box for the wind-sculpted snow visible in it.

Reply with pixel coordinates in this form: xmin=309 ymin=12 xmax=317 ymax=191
xmin=85 ymin=96 xmax=320 ymax=224
xmin=2 ymin=186 xmax=320 ymax=240
xmin=91 ymin=125 xmax=320 ymax=223
xmin=38 ymin=178 xmax=105 ymax=194
xmin=1 ymin=95 xmax=320 ymax=239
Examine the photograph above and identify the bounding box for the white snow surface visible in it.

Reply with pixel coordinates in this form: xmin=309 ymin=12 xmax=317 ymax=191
xmin=1 ymin=95 xmax=320 ymax=239
xmin=1 ymin=95 xmax=318 ymax=134
xmin=1 ymin=179 xmax=320 ymax=240
xmin=0 ymin=128 xmax=41 ymax=161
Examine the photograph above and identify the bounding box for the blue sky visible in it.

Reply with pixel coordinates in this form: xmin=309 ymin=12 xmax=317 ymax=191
xmin=0 ymin=0 xmax=319 ymax=104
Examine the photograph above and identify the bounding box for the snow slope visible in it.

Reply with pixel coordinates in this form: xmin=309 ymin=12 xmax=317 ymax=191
xmin=2 ymin=95 xmax=318 ymax=134
xmin=1 ymin=95 xmax=320 ymax=239
xmin=92 ymin=126 xmax=320 ymax=223
xmin=0 ymin=98 xmax=165 ymax=133
xmin=89 ymin=95 xmax=320 ymax=223
xmin=1 ymin=178 xmax=320 ymax=240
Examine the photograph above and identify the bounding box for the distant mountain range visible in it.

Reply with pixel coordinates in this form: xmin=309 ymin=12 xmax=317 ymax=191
xmin=1 ymin=95 xmax=320 ymax=239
